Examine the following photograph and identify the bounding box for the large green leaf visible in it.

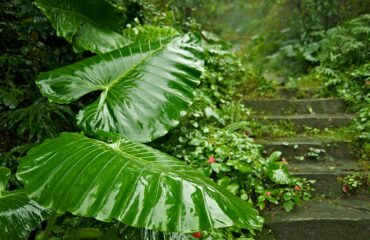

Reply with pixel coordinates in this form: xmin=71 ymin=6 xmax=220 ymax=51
xmin=35 ymin=0 xmax=129 ymax=53
xmin=37 ymin=34 xmax=203 ymax=142
xmin=35 ymin=1 xmax=179 ymax=54
xmin=17 ymin=132 xmax=263 ymax=233
xmin=0 ymin=191 xmax=46 ymax=240
xmin=0 ymin=168 xmax=46 ymax=240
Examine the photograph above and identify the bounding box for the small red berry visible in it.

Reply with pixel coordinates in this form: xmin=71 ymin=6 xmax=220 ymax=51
xmin=208 ymin=156 xmax=216 ymax=164
xmin=192 ymin=232 xmax=202 ymax=238
xmin=266 ymin=191 xmax=272 ymax=197
xmin=294 ymin=185 xmax=302 ymax=191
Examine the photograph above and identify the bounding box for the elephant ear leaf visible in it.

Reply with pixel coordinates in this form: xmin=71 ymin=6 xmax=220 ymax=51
xmin=35 ymin=0 xmax=179 ymax=54
xmin=37 ymin=34 xmax=204 ymax=142
xmin=17 ymin=132 xmax=263 ymax=233
xmin=0 ymin=167 xmax=46 ymax=240
xmin=35 ymin=0 xmax=129 ymax=53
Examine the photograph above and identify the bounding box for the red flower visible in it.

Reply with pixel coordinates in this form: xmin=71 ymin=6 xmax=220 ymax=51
xmin=294 ymin=185 xmax=302 ymax=191
xmin=266 ymin=191 xmax=272 ymax=197
xmin=342 ymin=184 xmax=350 ymax=193
xmin=192 ymin=232 xmax=202 ymax=238
xmin=208 ymin=156 xmax=216 ymax=164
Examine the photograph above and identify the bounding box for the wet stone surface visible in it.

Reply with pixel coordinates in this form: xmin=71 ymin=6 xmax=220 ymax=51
xmin=251 ymin=94 xmax=369 ymax=239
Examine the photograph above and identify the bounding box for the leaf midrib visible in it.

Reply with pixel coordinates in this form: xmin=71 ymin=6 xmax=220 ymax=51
xmin=87 ymin=135 xmax=208 ymax=185
xmin=95 ymin=38 xmax=175 ymax=115
xmin=104 ymin=39 xmax=173 ymax=92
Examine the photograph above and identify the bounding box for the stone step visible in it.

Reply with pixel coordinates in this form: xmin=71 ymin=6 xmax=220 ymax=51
xmin=245 ymin=99 xmax=348 ymax=115
xmin=256 ymin=138 xmax=355 ymax=161
xmin=254 ymin=114 xmax=353 ymax=131
xmin=262 ymin=196 xmax=370 ymax=240
xmin=275 ymin=87 xmax=321 ymax=99
xmin=288 ymin=160 xmax=362 ymax=195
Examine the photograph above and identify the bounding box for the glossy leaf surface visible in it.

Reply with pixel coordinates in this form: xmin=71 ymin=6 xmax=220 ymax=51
xmin=0 ymin=168 xmax=46 ymax=240
xmin=0 ymin=191 xmax=46 ymax=240
xmin=268 ymin=167 xmax=291 ymax=185
xmin=17 ymin=132 xmax=263 ymax=233
xmin=122 ymin=25 xmax=179 ymax=44
xmin=267 ymin=156 xmax=291 ymax=185
xmin=37 ymin=34 xmax=203 ymax=142
xmin=35 ymin=0 xmax=129 ymax=53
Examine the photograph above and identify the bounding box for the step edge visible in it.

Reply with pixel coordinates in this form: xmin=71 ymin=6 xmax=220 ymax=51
xmin=254 ymin=114 xmax=354 ymax=119
xmin=245 ymin=98 xmax=347 ymax=102
xmin=265 ymin=217 xmax=370 ymax=224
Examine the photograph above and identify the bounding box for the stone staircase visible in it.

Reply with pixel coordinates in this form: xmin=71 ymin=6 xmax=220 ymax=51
xmin=245 ymin=89 xmax=370 ymax=240
xmin=249 ymin=99 xmax=353 ymax=131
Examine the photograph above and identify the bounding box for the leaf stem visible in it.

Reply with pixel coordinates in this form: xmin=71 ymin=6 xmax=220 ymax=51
xmin=75 ymin=228 xmax=104 ymax=239
xmin=37 ymin=212 xmax=60 ymax=240
xmin=45 ymin=211 xmax=59 ymax=232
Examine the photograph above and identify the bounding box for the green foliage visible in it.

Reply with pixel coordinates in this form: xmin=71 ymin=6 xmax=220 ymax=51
xmin=18 ymin=132 xmax=262 ymax=233
xmin=34 ymin=0 xmax=159 ymax=54
xmin=2 ymin=0 xmax=267 ymax=238
xmin=341 ymin=173 xmax=368 ymax=194
xmin=33 ymin=216 xmax=197 ymax=239
xmin=0 ymin=0 xmax=321 ymax=238
xmin=242 ymin=0 xmax=370 ymax=78
xmin=0 ymin=100 xmax=76 ymax=143
xmin=0 ymin=167 xmax=47 ymax=239
xmin=151 ymin=41 xmax=314 ymax=238
xmin=0 ymin=0 xmax=82 ymax=153
xmin=312 ymin=14 xmax=370 ymax=163
xmin=0 ymin=167 xmax=11 ymax=192
xmin=0 ymin=190 xmax=47 ymax=239
xmin=0 ymin=0 xmax=165 ymax=153
xmin=155 ymin=121 xmax=313 ymax=211
xmin=37 ymin=32 xmax=203 ymax=143
xmin=316 ymin=14 xmax=370 ymax=95
xmin=34 ymin=0 xmax=129 ymax=54
xmin=237 ymin=3 xmax=370 ymax=171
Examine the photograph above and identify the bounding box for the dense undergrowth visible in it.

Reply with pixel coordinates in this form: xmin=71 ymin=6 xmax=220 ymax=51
xmin=175 ymin=0 xmax=369 ymax=194
xmin=151 ymin=41 xmax=314 ymax=238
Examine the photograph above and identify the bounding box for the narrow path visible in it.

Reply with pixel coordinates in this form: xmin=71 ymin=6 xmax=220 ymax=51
xmin=245 ymin=88 xmax=370 ymax=240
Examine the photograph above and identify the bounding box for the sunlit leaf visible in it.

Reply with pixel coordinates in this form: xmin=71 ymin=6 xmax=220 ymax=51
xmin=35 ymin=0 xmax=129 ymax=53
xmin=267 ymin=162 xmax=291 ymax=185
xmin=17 ymin=132 xmax=263 ymax=233
xmin=0 ymin=191 xmax=47 ymax=239
xmin=37 ymin=34 xmax=204 ymax=142
xmin=0 ymin=168 xmax=46 ymax=240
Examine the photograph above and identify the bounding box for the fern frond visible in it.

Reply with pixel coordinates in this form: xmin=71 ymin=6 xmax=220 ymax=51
xmin=0 ymin=99 xmax=76 ymax=143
